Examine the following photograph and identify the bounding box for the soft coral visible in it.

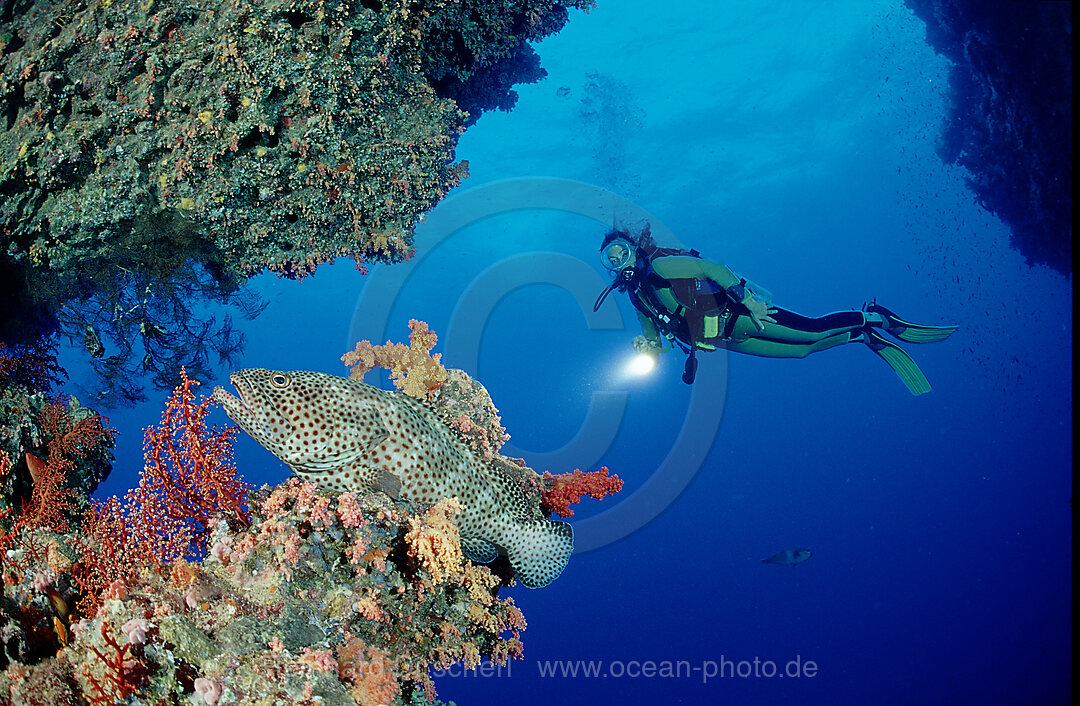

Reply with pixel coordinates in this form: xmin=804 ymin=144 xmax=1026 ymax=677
xmin=541 ymin=467 xmax=624 ymax=518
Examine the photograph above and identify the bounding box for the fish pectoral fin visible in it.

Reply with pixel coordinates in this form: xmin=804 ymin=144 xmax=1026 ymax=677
xmin=339 ymin=460 xmax=402 ymax=499
xmin=460 ymin=536 xmax=499 ymax=564
xmin=372 ymin=467 xmax=402 ymax=499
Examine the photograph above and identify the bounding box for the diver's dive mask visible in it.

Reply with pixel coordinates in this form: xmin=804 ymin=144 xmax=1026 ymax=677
xmin=594 ymin=238 xmax=638 ymax=312
xmin=600 ymin=238 xmax=635 ymax=274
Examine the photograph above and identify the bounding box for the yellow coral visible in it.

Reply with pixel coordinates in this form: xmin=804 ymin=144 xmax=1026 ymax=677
xmin=341 ymin=319 xmax=448 ymax=400
xmin=463 ymin=562 xmax=499 ymax=605
xmin=404 ymin=497 xmax=464 ymax=584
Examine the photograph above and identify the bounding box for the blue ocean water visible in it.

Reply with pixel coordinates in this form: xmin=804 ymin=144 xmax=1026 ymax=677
xmin=69 ymin=0 xmax=1071 ymax=703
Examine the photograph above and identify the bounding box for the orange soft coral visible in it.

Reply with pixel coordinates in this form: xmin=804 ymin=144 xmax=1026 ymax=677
xmin=341 ymin=319 xmax=448 ymax=400
xmin=337 ymin=640 xmax=400 ymax=706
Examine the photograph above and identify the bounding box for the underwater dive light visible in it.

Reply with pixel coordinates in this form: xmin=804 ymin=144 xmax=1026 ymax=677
xmin=626 ymin=351 xmax=658 ymax=376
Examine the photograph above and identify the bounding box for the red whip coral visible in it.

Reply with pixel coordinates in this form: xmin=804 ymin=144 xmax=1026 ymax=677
xmin=342 ymin=319 xmax=448 ymax=400
xmin=541 ymin=467 xmax=624 ymax=518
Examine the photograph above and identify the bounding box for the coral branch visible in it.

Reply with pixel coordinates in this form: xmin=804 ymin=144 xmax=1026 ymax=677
xmin=71 ymin=368 xmax=249 ymax=614
xmin=20 ymin=452 xmax=78 ymax=534
xmin=38 ymin=394 xmax=114 ymax=463
xmin=82 ymin=619 xmax=145 ymax=704
xmin=1 ymin=392 xmax=116 ymax=589
xmin=0 ymin=339 xmax=67 ymax=393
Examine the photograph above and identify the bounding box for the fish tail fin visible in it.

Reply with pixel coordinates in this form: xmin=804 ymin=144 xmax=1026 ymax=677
xmin=507 ymin=519 xmax=574 ymax=588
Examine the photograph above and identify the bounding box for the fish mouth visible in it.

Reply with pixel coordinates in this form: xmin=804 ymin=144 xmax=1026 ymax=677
xmin=212 ymin=372 xmax=257 ymax=422
xmin=228 ymin=372 xmax=255 ymax=412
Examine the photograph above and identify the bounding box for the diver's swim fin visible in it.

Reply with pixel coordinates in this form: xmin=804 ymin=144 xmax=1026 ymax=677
xmin=867 ymin=303 xmax=958 ymax=343
xmin=863 ymin=328 xmax=932 ymax=395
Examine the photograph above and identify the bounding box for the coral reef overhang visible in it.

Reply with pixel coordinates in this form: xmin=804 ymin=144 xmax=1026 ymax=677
xmin=0 ymin=0 xmax=594 ymax=333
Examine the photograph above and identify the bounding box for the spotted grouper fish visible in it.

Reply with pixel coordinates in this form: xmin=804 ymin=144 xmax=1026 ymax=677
xmin=212 ymin=369 xmax=573 ymax=588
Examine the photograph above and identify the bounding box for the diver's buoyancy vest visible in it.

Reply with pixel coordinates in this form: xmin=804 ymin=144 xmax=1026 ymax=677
xmin=630 ymin=249 xmax=738 ymax=351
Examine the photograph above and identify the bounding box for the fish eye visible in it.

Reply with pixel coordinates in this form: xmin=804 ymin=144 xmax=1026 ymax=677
xmin=271 ymin=373 xmax=289 ymax=387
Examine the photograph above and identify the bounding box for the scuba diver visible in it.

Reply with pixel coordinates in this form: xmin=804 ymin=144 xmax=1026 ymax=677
xmin=593 ymin=226 xmax=958 ymax=394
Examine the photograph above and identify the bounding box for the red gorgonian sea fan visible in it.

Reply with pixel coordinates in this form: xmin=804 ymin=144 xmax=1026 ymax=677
xmin=135 ymin=367 xmax=251 ymax=556
xmin=72 ymin=368 xmax=250 ymax=613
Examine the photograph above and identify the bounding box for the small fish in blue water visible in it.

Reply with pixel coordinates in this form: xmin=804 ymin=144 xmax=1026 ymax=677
xmin=762 ymin=548 xmax=812 ymax=566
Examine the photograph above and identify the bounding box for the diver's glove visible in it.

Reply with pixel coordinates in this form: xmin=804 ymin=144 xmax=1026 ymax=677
xmin=632 ymin=335 xmax=668 ymax=354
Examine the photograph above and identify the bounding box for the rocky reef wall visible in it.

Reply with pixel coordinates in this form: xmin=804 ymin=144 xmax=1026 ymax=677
xmin=905 ymin=0 xmax=1073 ymax=274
